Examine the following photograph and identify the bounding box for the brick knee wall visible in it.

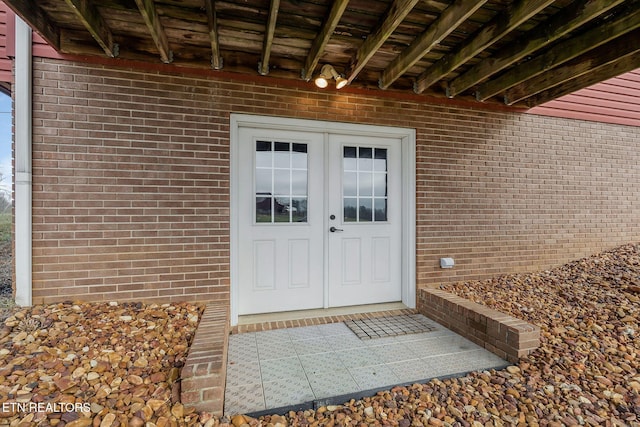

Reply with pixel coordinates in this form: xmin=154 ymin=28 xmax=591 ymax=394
xmin=417 ymin=288 xmax=540 ymax=363
xmin=181 ymin=302 xmax=229 ymax=416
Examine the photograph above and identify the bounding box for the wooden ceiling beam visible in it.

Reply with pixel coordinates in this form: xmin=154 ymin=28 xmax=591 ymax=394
xmin=258 ymin=0 xmax=280 ymax=75
xmin=4 ymin=0 xmax=61 ymax=50
xmin=134 ymin=0 xmax=173 ymax=63
xmin=301 ymin=0 xmax=349 ymax=81
xmin=414 ymin=0 xmax=554 ymax=94
xmin=505 ymin=29 xmax=640 ymax=105
xmin=477 ymin=6 xmax=640 ymax=101
xmin=448 ymin=0 xmax=628 ymax=98
xmin=204 ymin=0 xmax=223 ymax=70
xmin=346 ymin=0 xmax=420 ymax=84
xmin=526 ymin=51 xmax=640 ymax=107
xmin=379 ymin=0 xmax=488 ymax=90
xmin=63 ymin=0 xmax=118 ymax=58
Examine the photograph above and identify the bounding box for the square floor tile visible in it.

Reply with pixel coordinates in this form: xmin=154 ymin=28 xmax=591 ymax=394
xmin=263 ymin=377 xmax=315 ymax=408
xmin=293 ymin=337 xmax=332 ymax=355
xmin=316 ymin=322 xmax=353 ymax=336
xmin=260 ymin=356 xmax=306 ymax=382
xmin=325 ymin=333 xmax=368 ymax=349
xmin=308 ymin=370 xmax=359 ymax=399
xmin=228 ymin=332 xmax=257 ymax=347
xmin=225 ymin=361 xmax=261 ymax=387
xmin=394 ymin=329 xmax=453 ymax=342
xmin=368 ymin=342 xmax=419 ymax=363
xmin=335 ymin=347 xmax=382 ymax=369
xmin=387 ymin=359 xmax=434 ymax=383
xmin=224 ymin=383 xmax=265 ymax=415
xmin=227 ymin=345 xmax=260 ymax=365
xmin=287 ymin=325 xmax=324 ymax=341
xmin=256 ymin=328 xmax=292 ymax=345
xmin=257 ymin=341 xmax=298 ymax=360
xmin=299 ymin=351 xmax=347 ymax=375
xmin=349 ymin=364 xmax=400 ymax=390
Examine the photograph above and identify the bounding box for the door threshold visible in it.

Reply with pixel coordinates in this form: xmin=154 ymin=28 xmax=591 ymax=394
xmin=237 ymin=302 xmax=410 ymax=328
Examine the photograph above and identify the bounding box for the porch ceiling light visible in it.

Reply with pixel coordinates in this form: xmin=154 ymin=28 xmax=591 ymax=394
xmin=315 ymin=64 xmax=348 ymax=89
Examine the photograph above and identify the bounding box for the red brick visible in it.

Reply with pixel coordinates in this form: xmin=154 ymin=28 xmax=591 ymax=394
xmin=27 ymin=56 xmax=640 ymax=309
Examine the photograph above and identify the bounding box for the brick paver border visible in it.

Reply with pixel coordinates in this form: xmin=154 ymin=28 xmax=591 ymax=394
xmin=417 ymin=288 xmax=540 ymax=363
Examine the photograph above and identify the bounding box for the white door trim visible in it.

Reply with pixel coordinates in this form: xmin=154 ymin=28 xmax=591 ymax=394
xmin=230 ymin=114 xmax=416 ymax=326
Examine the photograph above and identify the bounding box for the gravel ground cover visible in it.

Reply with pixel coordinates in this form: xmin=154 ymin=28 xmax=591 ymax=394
xmin=0 ymin=301 xmax=203 ymax=426
xmin=1 ymin=243 xmax=639 ymax=427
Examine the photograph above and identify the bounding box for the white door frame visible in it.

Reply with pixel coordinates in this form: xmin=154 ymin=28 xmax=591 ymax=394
xmin=230 ymin=114 xmax=416 ymax=326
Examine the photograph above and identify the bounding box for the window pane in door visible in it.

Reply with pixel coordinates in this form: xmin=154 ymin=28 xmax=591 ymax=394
xmin=344 ymin=198 xmax=357 ymax=222
xmin=255 ymin=140 xmax=308 ymax=223
xmin=291 ymin=197 xmax=308 ymax=222
xmin=291 ymin=170 xmax=307 ymax=196
xmin=343 ymin=146 xmax=388 ymax=223
xmin=359 ymin=199 xmax=372 ymax=222
xmin=374 ymin=198 xmax=387 ymax=221
xmin=292 ymin=144 xmax=307 ymax=168
xmin=256 ymin=197 xmax=272 ymax=222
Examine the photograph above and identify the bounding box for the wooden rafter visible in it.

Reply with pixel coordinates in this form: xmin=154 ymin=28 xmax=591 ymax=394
xmin=204 ymin=0 xmax=222 ymax=70
xmin=505 ymin=30 xmax=640 ymax=105
xmin=477 ymin=7 xmax=640 ymax=101
xmin=259 ymin=0 xmax=280 ymax=75
xmin=4 ymin=0 xmax=60 ymax=50
xmin=345 ymin=0 xmax=420 ymax=84
xmin=414 ymin=0 xmax=554 ymax=94
xmin=527 ymin=51 xmax=640 ymax=107
xmin=448 ymin=0 xmax=628 ymax=98
xmin=379 ymin=0 xmax=488 ymax=90
xmin=63 ymin=0 xmax=118 ymax=58
xmin=134 ymin=0 xmax=172 ymax=63
xmin=301 ymin=0 xmax=349 ymax=82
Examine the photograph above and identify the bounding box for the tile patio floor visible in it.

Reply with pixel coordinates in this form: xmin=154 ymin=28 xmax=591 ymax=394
xmin=224 ymin=314 xmax=509 ymax=416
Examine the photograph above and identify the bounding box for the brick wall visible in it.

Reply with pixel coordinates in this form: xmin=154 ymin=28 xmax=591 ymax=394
xmin=30 ymin=57 xmax=640 ymax=304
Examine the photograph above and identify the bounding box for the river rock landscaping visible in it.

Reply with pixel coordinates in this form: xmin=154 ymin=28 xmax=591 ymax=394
xmin=1 ymin=243 xmax=639 ymax=426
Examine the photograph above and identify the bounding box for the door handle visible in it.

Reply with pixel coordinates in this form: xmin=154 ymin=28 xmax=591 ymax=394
xmin=329 ymin=226 xmax=344 ymax=233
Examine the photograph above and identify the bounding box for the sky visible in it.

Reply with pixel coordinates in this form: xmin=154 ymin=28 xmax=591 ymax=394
xmin=0 ymin=94 xmax=10 ymax=198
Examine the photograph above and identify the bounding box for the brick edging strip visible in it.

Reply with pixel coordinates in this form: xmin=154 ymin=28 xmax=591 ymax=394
xmin=181 ymin=302 xmax=229 ymax=416
xmin=417 ymin=288 xmax=540 ymax=363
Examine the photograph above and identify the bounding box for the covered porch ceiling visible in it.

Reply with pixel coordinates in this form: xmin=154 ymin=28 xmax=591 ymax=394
xmin=5 ymin=0 xmax=640 ymax=107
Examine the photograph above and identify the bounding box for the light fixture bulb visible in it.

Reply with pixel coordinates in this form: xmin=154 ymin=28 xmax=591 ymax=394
xmin=314 ymin=75 xmax=329 ymax=88
xmin=314 ymin=64 xmax=348 ymax=89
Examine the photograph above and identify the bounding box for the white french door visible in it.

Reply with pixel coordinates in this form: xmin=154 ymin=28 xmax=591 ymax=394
xmin=237 ymin=128 xmax=325 ymax=315
xmin=233 ymin=116 xmax=413 ymax=319
xmin=327 ymin=134 xmax=402 ymax=307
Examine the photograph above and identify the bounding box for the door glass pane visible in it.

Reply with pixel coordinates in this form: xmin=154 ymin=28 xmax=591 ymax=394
xmin=256 ymin=141 xmax=272 ymax=168
xmin=344 ymin=146 xmax=357 ymax=171
xmin=292 ymin=144 xmax=307 ymax=168
xmin=274 ymin=142 xmax=290 ymax=168
xmin=256 ymin=196 xmax=272 ymax=223
xmin=373 ymin=173 xmax=387 ymax=197
xmin=344 ymin=198 xmax=357 ymax=222
xmin=374 ymin=198 xmax=387 ymax=221
xmin=291 ymin=170 xmax=307 ymax=196
xmin=358 ymin=147 xmax=373 ymax=171
xmin=255 ymin=169 xmax=271 ymax=194
xmin=343 ymin=146 xmax=388 ymax=223
xmin=274 ymin=196 xmax=290 ymax=222
xmin=274 ymin=169 xmax=290 ymax=195
xmin=359 ymin=199 xmax=372 ymax=222
xmin=256 ymin=140 xmax=308 ymax=223
xmin=374 ymin=149 xmax=387 ymax=172
xmin=291 ymin=197 xmax=307 ymax=222
xmin=359 ymin=172 xmax=373 ymax=196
